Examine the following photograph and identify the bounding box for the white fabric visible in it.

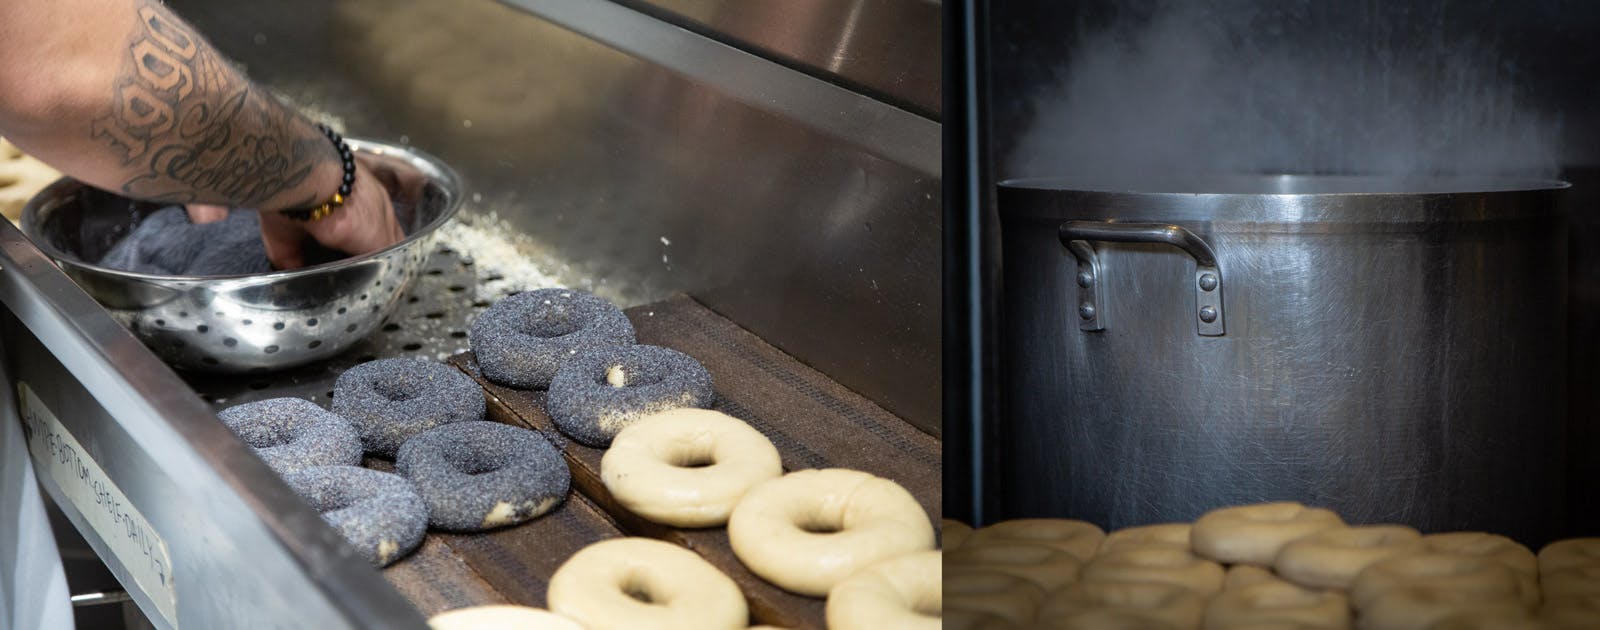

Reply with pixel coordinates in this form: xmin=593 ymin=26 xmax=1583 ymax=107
xmin=1 ymin=373 xmax=74 ymax=630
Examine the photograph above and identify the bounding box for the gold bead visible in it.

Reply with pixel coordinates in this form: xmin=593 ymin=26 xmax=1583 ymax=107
xmin=330 ymin=193 xmax=344 ymax=206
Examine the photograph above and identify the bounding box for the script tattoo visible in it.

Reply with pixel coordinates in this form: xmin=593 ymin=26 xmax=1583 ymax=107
xmin=91 ymin=4 xmax=327 ymax=206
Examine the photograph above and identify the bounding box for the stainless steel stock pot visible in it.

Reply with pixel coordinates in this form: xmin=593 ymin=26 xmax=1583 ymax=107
xmin=997 ymin=175 xmax=1568 ymax=545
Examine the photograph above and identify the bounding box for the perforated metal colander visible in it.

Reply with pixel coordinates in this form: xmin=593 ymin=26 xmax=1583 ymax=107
xmin=19 ymin=139 xmax=462 ymax=373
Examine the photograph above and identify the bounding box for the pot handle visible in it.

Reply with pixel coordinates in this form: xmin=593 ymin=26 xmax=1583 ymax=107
xmin=1057 ymin=221 xmax=1225 ymax=336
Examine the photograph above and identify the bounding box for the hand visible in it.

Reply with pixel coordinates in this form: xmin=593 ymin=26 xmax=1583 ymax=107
xmin=184 ymin=203 xmax=227 ymax=224
xmin=257 ymin=160 xmax=405 ymax=270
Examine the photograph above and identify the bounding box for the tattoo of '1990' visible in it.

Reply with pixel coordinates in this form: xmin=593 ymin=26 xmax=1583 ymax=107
xmin=91 ymin=4 xmax=328 ymax=207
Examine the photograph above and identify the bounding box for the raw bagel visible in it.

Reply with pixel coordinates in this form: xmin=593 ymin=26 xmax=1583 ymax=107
xmin=0 ymin=142 xmax=60 ymax=222
xmin=1202 ymin=578 xmax=1350 ymax=630
xmin=395 ymin=421 xmax=569 ymax=532
xmin=1223 ymin=565 xmax=1281 ymax=591
xmin=546 ymin=344 xmax=714 ymax=447
xmin=1422 ymin=532 xmax=1537 ymax=575
xmin=470 ymin=288 xmax=635 ymax=389
xmin=331 ymin=358 xmax=486 ymax=457
xmin=944 ymin=518 xmax=975 ymax=549
xmin=966 ymin=518 xmax=1106 ymax=562
xmin=1541 ymin=538 xmax=1600 ymax=575
xmin=1425 ymin=606 xmax=1544 ymax=630
xmin=1543 ymin=593 xmax=1600 ymax=630
xmin=1272 ymin=524 xmax=1423 ymax=590
xmin=1041 ymin=608 xmax=1185 ymax=629
xmin=943 ymin=570 xmax=1044 ymax=627
xmin=1350 ymin=553 xmax=1525 ymax=611
xmin=1542 ymin=565 xmax=1600 ymax=599
xmin=1036 ymin=580 xmax=1206 ymax=629
xmin=427 ymin=605 xmax=584 ymax=630
xmin=1190 ymin=502 xmax=1344 ymax=565
xmin=1098 ymin=523 xmax=1193 ymax=555
xmin=824 ymin=550 xmax=941 ymax=630
xmin=1360 ymin=586 xmax=1528 ymax=630
xmin=547 ymin=537 xmax=747 ymax=630
xmin=1422 ymin=532 xmax=1540 ymax=607
xmin=1080 ymin=546 xmax=1224 ymax=596
xmin=943 ymin=608 xmax=1019 ymax=630
xmin=281 ymin=465 xmax=426 ymax=567
xmin=727 ymin=468 xmax=934 ymax=597
xmin=219 ymin=397 xmax=361 ymax=475
xmin=600 ymin=408 xmax=780 ymax=527
xmin=946 ymin=542 xmax=1082 ymax=592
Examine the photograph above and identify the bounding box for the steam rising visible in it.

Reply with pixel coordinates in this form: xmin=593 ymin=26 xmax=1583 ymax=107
xmin=1009 ymin=2 xmax=1562 ymax=182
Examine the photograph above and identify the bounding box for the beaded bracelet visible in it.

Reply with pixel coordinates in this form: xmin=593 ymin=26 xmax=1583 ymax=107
xmin=280 ymin=123 xmax=355 ymax=222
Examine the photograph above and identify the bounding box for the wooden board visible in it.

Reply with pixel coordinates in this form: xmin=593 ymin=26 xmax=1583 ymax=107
xmin=443 ymin=295 xmax=943 ymax=629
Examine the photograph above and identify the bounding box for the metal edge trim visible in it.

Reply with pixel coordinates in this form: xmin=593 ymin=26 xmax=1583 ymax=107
xmin=494 ymin=0 xmax=941 ymax=176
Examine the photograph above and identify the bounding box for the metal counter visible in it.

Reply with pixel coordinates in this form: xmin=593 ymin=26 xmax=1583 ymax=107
xmin=172 ymin=0 xmax=943 ymax=435
xmin=7 ymin=0 xmax=941 ymax=626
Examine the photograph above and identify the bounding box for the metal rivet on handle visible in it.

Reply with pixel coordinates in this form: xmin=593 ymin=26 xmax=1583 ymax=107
xmin=1199 ymin=305 xmax=1218 ymax=323
xmin=1077 ymin=270 xmax=1094 ymax=287
xmin=1198 ymin=273 xmax=1218 ymax=291
xmin=1079 ymin=304 xmax=1096 ymax=320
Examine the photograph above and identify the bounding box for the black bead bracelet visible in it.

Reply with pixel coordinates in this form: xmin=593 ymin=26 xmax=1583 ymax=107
xmin=281 ymin=123 xmax=354 ymax=222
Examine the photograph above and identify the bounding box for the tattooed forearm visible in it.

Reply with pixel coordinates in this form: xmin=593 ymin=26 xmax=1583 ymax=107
xmin=90 ymin=3 xmax=330 ymax=208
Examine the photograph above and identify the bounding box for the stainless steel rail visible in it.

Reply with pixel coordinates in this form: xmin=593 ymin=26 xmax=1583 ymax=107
xmin=0 ymin=220 xmax=424 ymax=629
xmin=612 ymin=0 xmax=942 ymax=118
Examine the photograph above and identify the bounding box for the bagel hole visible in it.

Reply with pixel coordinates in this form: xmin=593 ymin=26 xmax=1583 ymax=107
xmin=620 ymin=575 xmax=657 ymax=605
xmin=247 ymin=430 xmax=294 ymax=449
xmin=671 ymin=450 xmax=716 ymax=468
xmin=372 ymin=379 xmax=422 ymax=402
xmin=519 ymin=317 xmax=579 ymax=338
xmin=799 ymin=517 xmax=844 ymax=535
xmin=446 ymin=451 xmax=503 ymax=475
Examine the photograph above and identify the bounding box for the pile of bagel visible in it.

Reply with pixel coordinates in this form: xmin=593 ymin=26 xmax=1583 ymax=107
xmin=944 ymin=502 xmax=1600 ymax=629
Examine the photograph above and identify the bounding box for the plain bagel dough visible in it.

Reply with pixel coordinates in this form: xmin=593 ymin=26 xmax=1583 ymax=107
xmin=1080 ymin=546 xmax=1224 ymax=596
xmin=942 ymin=570 xmax=1045 ymax=627
xmin=1360 ymin=586 xmax=1529 ymax=630
xmin=967 ymin=518 xmax=1105 ymax=562
xmin=1036 ymin=580 xmax=1207 ymax=629
xmin=1272 ymin=524 xmax=1423 ymax=590
xmin=427 ymin=605 xmax=584 ymax=630
xmin=824 ymin=550 xmax=941 ymax=630
xmin=1350 ymin=553 xmax=1525 ymax=611
xmin=728 ymin=468 xmax=934 ymax=597
xmin=944 ymin=518 xmax=975 ymax=550
xmin=0 ymin=138 xmax=61 ymax=222
xmin=1190 ymin=502 xmax=1345 ymax=565
xmin=945 ymin=542 xmax=1082 ymax=592
xmin=1202 ymin=578 xmax=1351 ymax=630
xmin=600 ymin=408 xmax=782 ymax=527
xmin=1098 ymin=523 xmax=1193 ymax=555
xmin=1541 ymin=537 xmax=1600 ymax=575
xmin=547 ymin=537 xmax=747 ymax=630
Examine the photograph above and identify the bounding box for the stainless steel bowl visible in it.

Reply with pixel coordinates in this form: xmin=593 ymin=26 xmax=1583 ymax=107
xmin=20 ymin=139 xmax=463 ymax=372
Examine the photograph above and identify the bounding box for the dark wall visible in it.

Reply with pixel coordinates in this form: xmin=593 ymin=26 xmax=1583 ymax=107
xmin=990 ymin=0 xmax=1600 ymax=176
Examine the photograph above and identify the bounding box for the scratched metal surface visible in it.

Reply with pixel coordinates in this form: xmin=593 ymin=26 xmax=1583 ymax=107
xmin=996 ymin=176 xmax=1568 ymax=546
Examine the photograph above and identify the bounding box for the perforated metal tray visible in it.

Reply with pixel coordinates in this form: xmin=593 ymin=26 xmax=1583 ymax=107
xmin=184 ymin=244 xmax=488 ymax=409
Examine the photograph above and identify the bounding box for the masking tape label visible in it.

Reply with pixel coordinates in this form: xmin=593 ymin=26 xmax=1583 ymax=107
xmin=18 ymin=382 xmax=178 ymax=627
